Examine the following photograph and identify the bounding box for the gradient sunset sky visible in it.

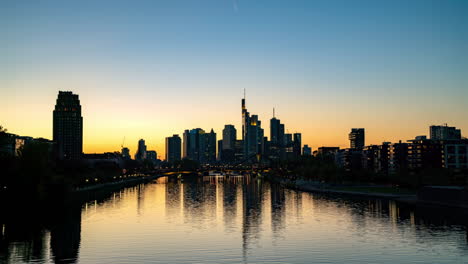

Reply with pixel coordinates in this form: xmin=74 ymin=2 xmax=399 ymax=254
xmin=1 ymin=0 xmax=467 ymax=158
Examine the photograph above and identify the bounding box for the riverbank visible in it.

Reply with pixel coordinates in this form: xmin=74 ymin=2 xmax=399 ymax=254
xmin=71 ymin=174 xmax=162 ymax=201
xmin=263 ymin=173 xmax=468 ymax=210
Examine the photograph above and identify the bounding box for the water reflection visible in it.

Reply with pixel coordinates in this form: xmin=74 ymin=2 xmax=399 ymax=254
xmin=1 ymin=175 xmax=468 ymax=263
xmin=0 ymin=204 xmax=82 ymax=264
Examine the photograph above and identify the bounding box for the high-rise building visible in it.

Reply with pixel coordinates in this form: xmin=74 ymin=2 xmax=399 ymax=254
xmin=121 ymin=147 xmax=131 ymax=159
xmin=53 ymin=91 xmax=83 ymax=160
xmin=270 ymin=117 xmax=281 ymax=146
xmin=269 ymin=114 xmax=286 ymax=160
xmin=430 ymin=124 xmax=462 ymax=140
xmin=217 ymin=139 xmax=223 ymax=161
xmin=183 ymin=129 xmax=190 ymax=158
xmin=303 ymin=145 xmax=312 ymax=156
xmin=221 ymin=125 xmax=237 ymax=163
xmin=181 ymin=128 xmax=217 ymax=164
xmin=135 ymin=139 xmax=147 ymax=161
xmin=241 ymin=95 xmax=264 ymax=159
xmin=202 ymin=129 xmax=217 ymax=164
xmin=146 ymin=150 xmax=157 ymax=165
xmin=222 ymin=125 xmax=237 ymax=150
xmin=293 ymin=133 xmax=302 ymax=156
xmin=183 ymin=128 xmax=209 ymax=163
xmin=166 ymin=134 xmax=181 ymax=163
xmin=349 ymin=128 xmax=365 ymax=149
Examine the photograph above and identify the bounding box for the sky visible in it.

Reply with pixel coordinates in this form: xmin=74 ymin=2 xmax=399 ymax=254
xmin=1 ymin=0 xmax=467 ymax=159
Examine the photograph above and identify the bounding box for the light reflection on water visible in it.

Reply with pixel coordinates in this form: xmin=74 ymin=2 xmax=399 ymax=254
xmin=2 ymin=175 xmax=468 ymax=263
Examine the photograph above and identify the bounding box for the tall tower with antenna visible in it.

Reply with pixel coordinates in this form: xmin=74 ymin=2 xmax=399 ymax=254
xmin=241 ymin=89 xmax=264 ymax=160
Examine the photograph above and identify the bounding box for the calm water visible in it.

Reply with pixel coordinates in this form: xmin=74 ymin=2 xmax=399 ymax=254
xmin=2 ymin=175 xmax=468 ymax=264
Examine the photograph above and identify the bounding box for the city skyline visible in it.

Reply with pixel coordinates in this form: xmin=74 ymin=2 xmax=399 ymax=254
xmin=1 ymin=0 xmax=467 ymax=158
xmin=2 ymin=89 xmax=466 ymax=159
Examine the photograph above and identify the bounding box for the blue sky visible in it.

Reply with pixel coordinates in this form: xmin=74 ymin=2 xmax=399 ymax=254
xmin=1 ymin=0 xmax=467 ymax=155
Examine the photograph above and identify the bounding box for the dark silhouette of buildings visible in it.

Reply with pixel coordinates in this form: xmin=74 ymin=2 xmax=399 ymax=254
xmin=121 ymin=147 xmax=131 ymax=159
xmin=293 ymin=133 xmax=302 ymax=157
xmin=430 ymin=124 xmax=462 ymax=140
xmin=135 ymin=139 xmax=147 ymax=161
xmin=166 ymin=134 xmax=181 ymax=163
xmin=53 ymin=91 xmax=83 ymax=160
xmin=303 ymin=145 xmax=312 ymax=156
xmin=146 ymin=150 xmax=157 ymax=165
xmin=182 ymin=128 xmax=216 ymax=164
xmin=241 ymin=94 xmax=264 ymax=158
xmin=183 ymin=128 xmax=205 ymax=163
xmin=203 ymin=129 xmax=217 ymax=164
xmin=221 ymin=125 xmax=237 ymax=163
xmin=270 ymin=114 xmax=285 ymax=160
xmin=349 ymin=128 xmax=365 ymax=149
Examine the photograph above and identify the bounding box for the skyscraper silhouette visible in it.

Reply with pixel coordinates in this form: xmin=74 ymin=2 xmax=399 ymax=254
xmin=53 ymin=91 xmax=83 ymax=160
xmin=135 ymin=139 xmax=147 ymax=161
xmin=241 ymin=94 xmax=264 ymax=158
xmin=166 ymin=134 xmax=182 ymax=163
xmin=349 ymin=128 xmax=365 ymax=149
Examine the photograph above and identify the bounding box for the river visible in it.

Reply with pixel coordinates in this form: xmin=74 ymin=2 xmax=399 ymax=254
xmin=1 ymin=175 xmax=468 ymax=263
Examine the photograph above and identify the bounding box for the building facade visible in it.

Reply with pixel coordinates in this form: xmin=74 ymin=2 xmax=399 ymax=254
xmin=349 ymin=128 xmax=365 ymax=149
xmin=242 ymin=96 xmax=264 ymax=160
xmin=166 ymin=134 xmax=182 ymax=163
xmin=135 ymin=139 xmax=147 ymax=161
xmin=303 ymin=145 xmax=312 ymax=156
xmin=53 ymin=91 xmax=83 ymax=160
xmin=430 ymin=124 xmax=462 ymax=140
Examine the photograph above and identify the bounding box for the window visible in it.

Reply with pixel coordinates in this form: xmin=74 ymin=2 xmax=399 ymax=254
xmin=447 ymin=146 xmax=456 ymax=154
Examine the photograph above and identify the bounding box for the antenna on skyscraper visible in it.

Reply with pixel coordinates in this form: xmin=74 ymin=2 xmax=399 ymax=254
xmin=273 ymin=107 xmax=275 ymax=118
xmin=243 ymin=88 xmax=246 ymax=99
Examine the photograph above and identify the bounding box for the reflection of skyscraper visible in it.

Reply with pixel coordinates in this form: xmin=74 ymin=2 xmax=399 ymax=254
xmin=165 ymin=134 xmax=181 ymax=163
xmin=50 ymin=205 xmax=82 ymax=264
xmin=135 ymin=139 xmax=147 ymax=161
xmin=165 ymin=178 xmax=182 ymax=218
xmin=222 ymin=176 xmax=239 ymax=229
xmin=241 ymin=175 xmax=264 ymax=260
xmin=53 ymin=91 xmax=83 ymax=160
xmin=270 ymin=182 xmax=286 ymax=234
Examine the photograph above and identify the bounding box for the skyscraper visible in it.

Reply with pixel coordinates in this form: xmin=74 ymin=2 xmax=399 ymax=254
xmin=303 ymin=145 xmax=312 ymax=156
xmin=349 ymin=128 xmax=365 ymax=149
xmin=222 ymin=125 xmax=237 ymax=150
xmin=146 ymin=150 xmax=157 ymax=165
xmin=121 ymin=147 xmax=131 ymax=159
xmin=270 ymin=117 xmax=281 ymax=146
xmin=183 ymin=128 xmax=205 ymax=162
xmin=53 ymin=91 xmax=83 ymax=160
xmin=202 ymin=129 xmax=217 ymax=164
xmin=135 ymin=139 xmax=147 ymax=161
xmin=293 ymin=133 xmax=302 ymax=156
xmin=241 ymin=94 xmax=264 ymax=159
xmin=430 ymin=124 xmax=462 ymax=140
xmin=166 ymin=134 xmax=181 ymax=163
xmin=220 ymin=125 xmax=236 ymax=163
